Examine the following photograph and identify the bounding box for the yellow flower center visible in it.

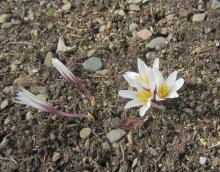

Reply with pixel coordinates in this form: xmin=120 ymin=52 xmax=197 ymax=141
xmin=158 ymin=83 xmax=169 ymax=98
xmin=138 ymin=90 xmax=152 ymax=102
xmin=139 ymin=74 xmax=149 ymax=84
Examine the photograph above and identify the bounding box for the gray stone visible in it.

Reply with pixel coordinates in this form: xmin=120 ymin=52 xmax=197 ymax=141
xmin=127 ymin=0 xmax=142 ymax=3
xmin=129 ymin=4 xmax=140 ymax=11
xmin=0 ymin=14 xmax=10 ymax=24
xmin=111 ymin=117 xmax=120 ymax=128
xmin=44 ymin=51 xmax=53 ymax=67
xmin=52 ymin=152 xmax=61 ymax=162
xmin=129 ymin=23 xmax=138 ymax=32
xmin=62 ymin=2 xmax=72 ymax=13
xmin=1 ymin=99 xmax=8 ymax=110
xmin=3 ymin=86 xmax=13 ymax=94
xmin=106 ymin=129 xmax=126 ymax=143
xmin=192 ymin=13 xmax=206 ymax=22
xmin=102 ymin=141 xmax=111 ymax=150
xmin=199 ymin=157 xmax=207 ymax=165
xmin=212 ymin=0 xmax=220 ymax=9
xmin=145 ymin=52 xmax=158 ymax=60
xmin=1 ymin=22 xmax=13 ymax=29
xmin=83 ymin=57 xmax=102 ymax=72
xmin=146 ymin=37 xmax=167 ymax=49
xmin=118 ymin=163 xmax=128 ymax=172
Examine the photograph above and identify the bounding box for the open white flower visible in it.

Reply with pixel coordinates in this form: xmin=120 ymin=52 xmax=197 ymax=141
xmin=154 ymin=70 xmax=184 ymax=101
xmin=119 ymin=72 xmax=155 ymax=117
xmin=15 ymin=88 xmax=88 ymax=119
xmin=52 ymin=58 xmax=91 ymax=98
xmin=124 ymin=58 xmax=159 ymax=89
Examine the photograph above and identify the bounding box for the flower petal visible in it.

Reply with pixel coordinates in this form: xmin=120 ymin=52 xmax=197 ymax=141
xmin=166 ymin=70 xmax=177 ymax=88
xmin=166 ymin=91 xmax=179 ymax=98
xmin=139 ymin=101 xmax=152 ymax=117
xmin=153 ymin=58 xmax=159 ymax=69
xmin=155 ymin=94 xmax=165 ymax=101
xmin=171 ymin=78 xmax=185 ymax=92
xmin=138 ymin=58 xmax=149 ymax=75
xmin=123 ymin=72 xmax=143 ymax=90
xmin=118 ymin=90 xmax=137 ymax=99
xmin=125 ymin=99 xmax=144 ymax=109
xmin=154 ymin=70 xmax=164 ymax=89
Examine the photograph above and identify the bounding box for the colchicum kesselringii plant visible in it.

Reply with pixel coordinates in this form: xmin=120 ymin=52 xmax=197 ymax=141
xmin=119 ymin=58 xmax=184 ymax=117
xmin=15 ymin=58 xmax=93 ymax=120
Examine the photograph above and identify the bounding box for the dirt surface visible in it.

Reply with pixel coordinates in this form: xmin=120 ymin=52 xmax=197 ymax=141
xmin=0 ymin=0 xmax=220 ymax=171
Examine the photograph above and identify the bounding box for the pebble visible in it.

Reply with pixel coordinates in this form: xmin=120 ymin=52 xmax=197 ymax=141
xmin=96 ymin=69 xmax=108 ymax=75
xmin=87 ymin=49 xmax=96 ymax=57
xmin=129 ymin=4 xmax=140 ymax=11
xmin=212 ymin=157 xmax=220 ymax=166
xmin=111 ymin=117 xmax=121 ymax=128
xmin=161 ymin=27 xmax=168 ymax=35
xmin=145 ymin=52 xmax=158 ymax=60
xmin=118 ymin=163 xmax=128 ymax=172
xmin=199 ymin=156 xmax=207 ymax=165
xmin=52 ymin=152 xmax=61 ymax=162
xmin=80 ymin=128 xmax=92 ymax=139
xmin=116 ymin=9 xmax=126 ymax=16
xmin=216 ymin=78 xmax=220 ymax=87
xmin=4 ymin=118 xmax=10 ymax=125
xmin=0 ymin=137 xmax=9 ymax=150
xmin=129 ymin=23 xmax=139 ymax=32
xmin=102 ymin=141 xmax=111 ymax=150
xmin=183 ymin=108 xmax=193 ymax=114
xmin=1 ymin=99 xmax=9 ymax=110
xmin=132 ymin=158 xmax=138 ymax=168
xmin=192 ymin=13 xmax=206 ymax=22
xmin=44 ymin=51 xmax=53 ymax=67
xmin=0 ymin=14 xmax=10 ymax=24
xmin=146 ymin=37 xmax=167 ymax=49
xmin=137 ymin=29 xmax=152 ymax=40
xmin=62 ymin=2 xmax=72 ymax=13
xmin=106 ymin=129 xmax=126 ymax=143
xmin=83 ymin=57 xmax=102 ymax=72
xmin=3 ymin=86 xmax=13 ymax=94
xmin=1 ymin=22 xmax=13 ymax=29
xmin=26 ymin=111 xmax=33 ymax=121
xmin=212 ymin=0 xmax=220 ymax=9
xmin=127 ymin=0 xmax=142 ymax=3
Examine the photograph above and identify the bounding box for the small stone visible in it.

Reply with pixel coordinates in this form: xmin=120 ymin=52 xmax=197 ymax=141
xmin=146 ymin=37 xmax=167 ymax=49
xmin=80 ymin=128 xmax=92 ymax=139
xmin=214 ymin=99 xmax=219 ymax=106
xmin=137 ymin=29 xmax=152 ymax=40
xmin=96 ymin=69 xmax=108 ymax=75
xmin=183 ymin=108 xmax=193 ymax=114
xmin=1 ymin=99 xmax=8 ymax=110
xmin=83 ymin=57 xmax=102 ymax=72
xmin=44 ymin=51 xmax=53 ymax=67
xmin=129 ymin=4 xmax=140 ymax=11
xmin=212 ymin=0 xmax=220 ymax=9
xmin=3 ymin=86 xmax=13 ymax=94
xmin=26 ymin=111 xmax=33 ymax=121
xmin=127 ymin=0 xmax=142 ymax=3
xmin=85 ymin=139 xmax=90 ymax=150
xmin=87 ymin=49 xmax=96 ymax=57
xmin=161 ymin=28 xmax=168 ymax=35
xmin=145 ymin=52 xmax=158 ymax=60
xmin=62 ymin=2 xmax=71 ymax=13
xmin=199 ymin=157 xmax=207 ymax=165
xmin=148 ymin=147 xmax=158 ymax=156
xmin=0 ymin=137 xmax=9 ymax=150
xmin=129 ymin=23 xmax=139 ymax=32
xmin=117 ymin=9 xmax=126 ymax=16
xmin=212 ymin=157 xmax=220 ymax=166
xmin=4 ymin=118 xmax=10 ymax=125
xmin=118 ymin=163 xmax=128 ymax=172
xmin=196 ymin=105 xmax=203 ymax=113
xmin=132 ymin=158 xmax=138 ymax=168
xmin=102 ymin=141 xmax=111 ymax=150
xmin=50 ymin=132 xmax=56 ymax=140
xmin=111 ymin=117 xmax=120 ymax=128
xmin=216 ymin=78 xmax=220 ymax=87
xmin=0 ymin=14 xmax=10 ymax=24
xmin=1 ymin=22 xmax=13 ymax=29
xmin=106 ymin=129 xmax=126 ymax=143
xmin=99 ymin=25 xmax=106 ymax=32
xmin=52 ymin=152 xmax=61 ymax=162
xmin=192 ymin=13 xmax=206 ymax=22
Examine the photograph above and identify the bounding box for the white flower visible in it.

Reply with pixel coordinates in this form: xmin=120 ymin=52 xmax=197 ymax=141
xmin=154 ymin=70 xmax=184 ymax=101
xmin=14 ymin=88 xmax=88 ymax=119
xmin=119 ymin=72 xmax=155 ymax=117
xmin=52 ymin=58 xmax=91 ymax=98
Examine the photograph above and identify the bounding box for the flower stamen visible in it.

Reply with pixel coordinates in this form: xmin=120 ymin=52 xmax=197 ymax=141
xmin=137 ymin=90 xmax=152 ymax=102
xmin=158 ymin=83 xmax=169 ymax=98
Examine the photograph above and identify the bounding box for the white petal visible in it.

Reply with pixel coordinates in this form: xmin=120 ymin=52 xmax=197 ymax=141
xmin=171 ymin=78 xmax=184 ymax=92
xmin=118 ymin=90 xmax=137 ymax=99
xmin=147 ymin=70 xmax=156 ymax=92
xmin=138 ymin=58 xmax=149 ymax=75
xmin=139 ymin=101 xmax=152 ymax=117
xmin=167 ymin=91 xmax=179 ymax=98
xmin=155 ymin=94 xmax=165 ymax=101
xmin=166 ymin=70 xmax=177 ymax=88
xmin=125 ymin=99 xmax=144 ymax=109
xmin=154 ymin=70 xmax=164 ymax=89
xmin=153 ymin=58 xmax=159 ymax=69
xmin=123 ymin=72 xmax=143 ymax=90
xmin=56 ymin=37 xmax=76 ymax=53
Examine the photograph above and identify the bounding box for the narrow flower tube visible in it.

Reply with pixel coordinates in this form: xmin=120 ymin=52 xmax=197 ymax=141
xmin=14 ymin=88 xmax=88 ymax=119
xmin=52 ymin=58 xmax=91 ymax=98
